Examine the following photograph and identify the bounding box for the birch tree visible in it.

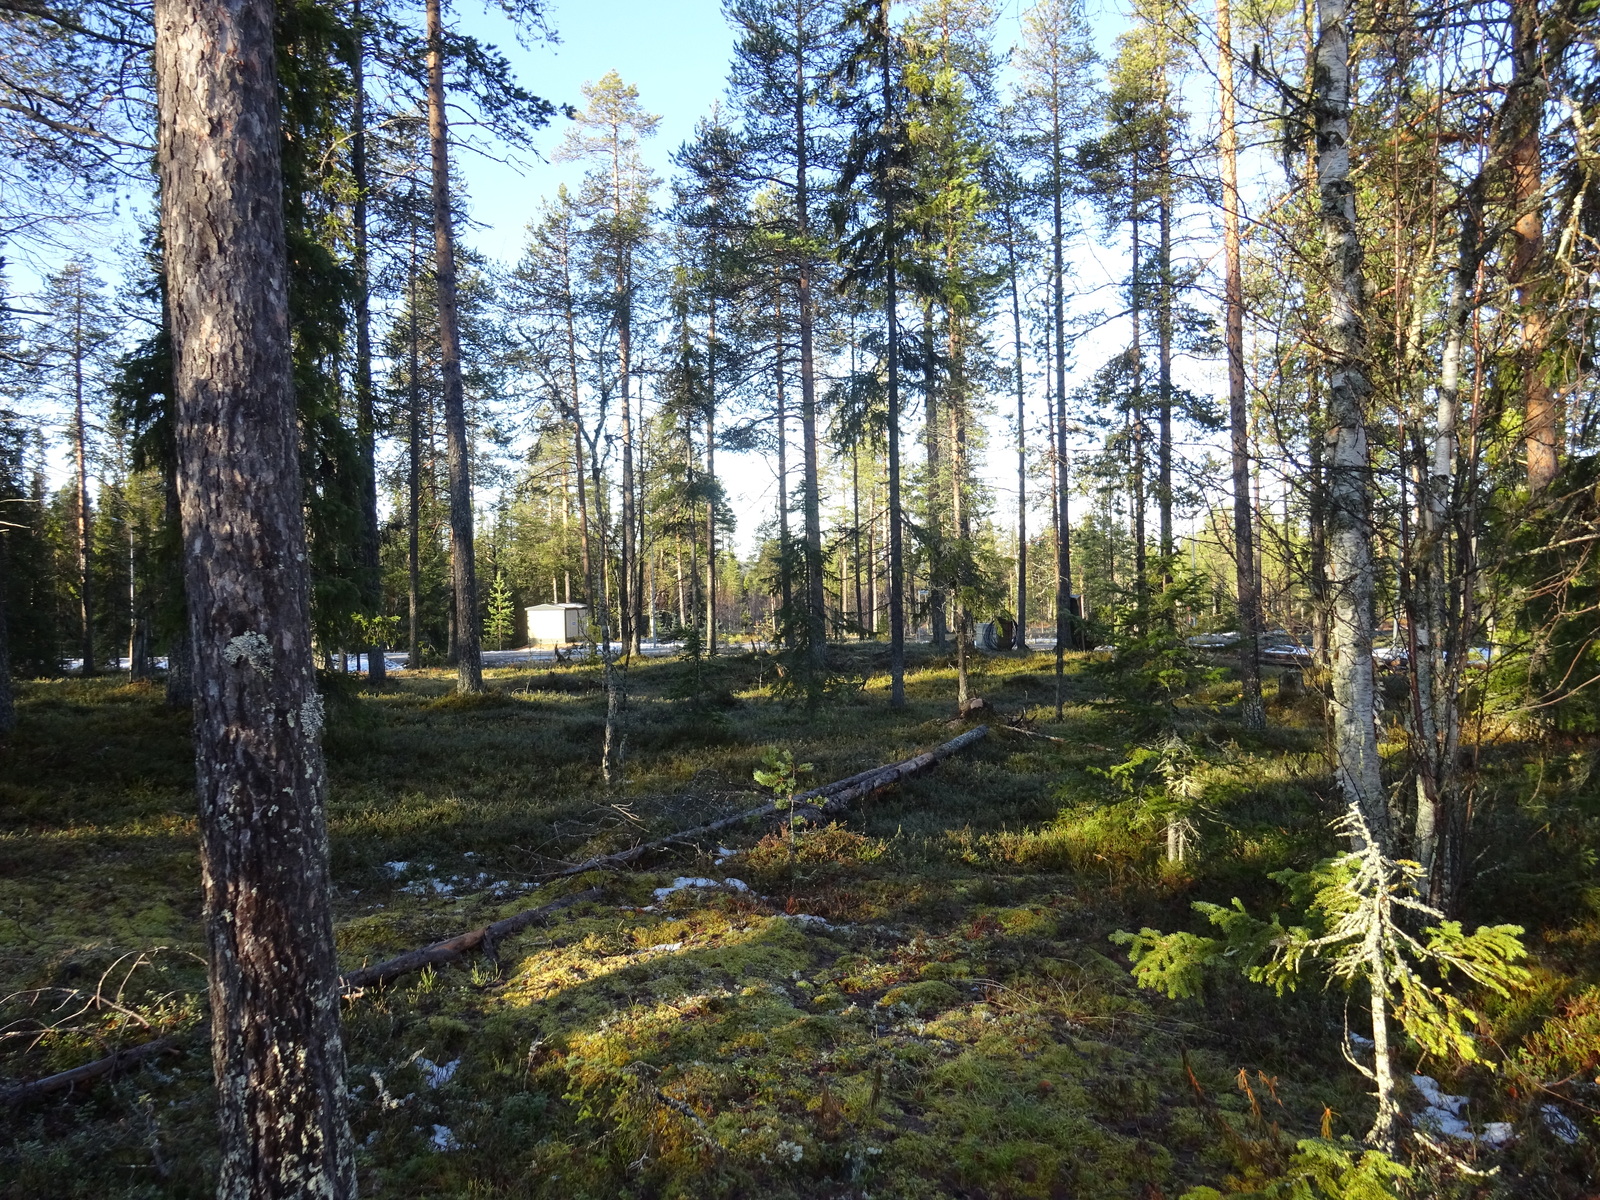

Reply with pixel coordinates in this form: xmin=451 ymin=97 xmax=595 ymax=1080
xmin=1313 ymin=0 xmax=1387 ymax=846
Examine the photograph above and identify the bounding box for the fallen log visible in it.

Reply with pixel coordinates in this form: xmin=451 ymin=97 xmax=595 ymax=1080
xmin=0 ymin=1030 xmax=188 ymax=1108
xmin=339 ymin=886 xmax=603 ymax=992
xmin=2 ymin=729 xmax=991 ymax=1108
xmin=547 ymin=725 xmax=989 ymax=878
xmin=3 ymin=887 xmax=605 ymax=1109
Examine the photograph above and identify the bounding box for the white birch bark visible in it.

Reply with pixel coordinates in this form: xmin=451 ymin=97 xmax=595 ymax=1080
xmin=1315 ymin=0 xmax=1388 ymax=847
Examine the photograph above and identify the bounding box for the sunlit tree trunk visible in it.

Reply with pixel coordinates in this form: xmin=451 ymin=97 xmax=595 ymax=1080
xmin=1006 ymin=217 xmax=1028 ymax=652
xmin=795 ymin=35 xmax=826 ymax=668
xmin=1507 ymin=0 xmax=1556 ymax=493
xmin=1315 ymin=0 xmax=1387 ymax=848
xmin=426 ymin=0 xmax=482 ymax=692
xmin=406 ymin=226 xmax=422 ymax=671
xmin=71 ymin=296 xmax=95 ymax=676
xmin=1216 ymin=0 xmax=1264 ymax=729
xmin=706 ymin=296 xmax=718 ymax=655
xmin=1052 ymin=103 xmax=1072 ymax=718
xmin=153 ymin=0 xmax=355 ymax=1188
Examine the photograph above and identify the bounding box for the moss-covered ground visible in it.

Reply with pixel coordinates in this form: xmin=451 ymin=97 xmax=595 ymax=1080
xmin=1 ymin=646 xmax=1596 ymax=1197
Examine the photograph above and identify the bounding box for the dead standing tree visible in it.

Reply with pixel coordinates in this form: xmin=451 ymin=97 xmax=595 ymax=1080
xmin=153 ymin=0 xmax=355 ymax=1190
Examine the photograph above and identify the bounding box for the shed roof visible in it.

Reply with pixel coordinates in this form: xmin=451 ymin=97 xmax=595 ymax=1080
xmin=526 ymin=602 xmax=587 ymax=611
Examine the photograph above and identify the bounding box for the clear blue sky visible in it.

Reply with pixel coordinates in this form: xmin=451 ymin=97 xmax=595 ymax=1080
xmin=453 ymin=0 xmax=739 ymax=256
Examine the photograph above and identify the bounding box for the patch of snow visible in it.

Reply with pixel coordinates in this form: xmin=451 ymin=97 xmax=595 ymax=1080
xmin=647 ymin=942 xmax=683 ymax=953
xmin=1542 ymin=1104 xmax=1581 ymax=1145
xmin=430 ymin=1124 xmax=461 ymax=1152
xmin=384 ymin=861 xmax=410 ymax=876
xmin=416 ymin=1056 xmax=459 ymax=1088
xmin=653 ymin=876 xmax=738 ymax=900
xmin=1413 ymin=1075 xmax=1515 ymax=1147
xmin=1414 ymin=1075 xmax=1468 ymax=1116
xmin=723 ymin=877 xmax=750 ymax=892
xmin=714 ymin=846 xmax=737 ymax=863
xmin=1348 ymin=1032 xmax=1374 ymax=1048
xmin=1480 ymin=1122 xmax=1516 ymax=1148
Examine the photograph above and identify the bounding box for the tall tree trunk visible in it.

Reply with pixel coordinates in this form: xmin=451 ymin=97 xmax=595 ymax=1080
xmin=1157 ymin=90 xmax=1175 ymax=579
xmin=706 ymin=297 xmax=718 ymax=655
xmin=352 ymin=3 xmax=384 ymax=684
xmin=1053 ymin=102 xmax=1072 ymax=718
xmin=560 ymin=227 xmax=596 ymax=628
xmin=852 ymin=445 xmax=864 ymax=636
xmin=794 ymin=36 xmax=826 ymax=669
xmin=407 ymin=228 xmax=422 ymax=671
xmin=1007 ymin=217 xmax=1028 ymax=652
xmin=881 ymin=0 xmax=905 ymax=708
xmin=776 ymin=308 xmax=793 ymax=642
xmin=1129 ymin=194 xmax=1147 ymax=611
xmin=924 ymin=303 xmax=946 ymax=648
xmin=1508 ymin=0 xmax=1556 ymax=493
xmin=426 ymin=0 xmax=482 ymax=692
xmin=1412 ymin=188 xmax=1483 ymax=912
xmin=1217 ymin=0 xmax=1265 ymax=729
xmin=72 ymin=301 xmax=95 ymax=676
xmin=153 ymin=0 xmax=355 ymax=1188
xmin=950 ymin=320 xmax=969 ymax=710
xmin=1157 ymin=198 xmax=1173 ymax=576
xmin=1315 ymin=0 xmax=1388 ymax=849
xmin=617 ymin=211 xmax=638 ymax=657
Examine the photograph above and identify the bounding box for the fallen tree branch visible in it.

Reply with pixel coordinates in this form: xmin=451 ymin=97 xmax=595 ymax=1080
xmin=3 ymin=887 xmax=605 ymax=1108
xmin=547 ymin=725 xmax=990 ymax=878
xmin=1 ymin=729 xmax=991 ymax=1108
xmin=0 ymin=1030 xmax=187 ymax=1108
xmin=339 ymin=886 xmax=604 ymax=992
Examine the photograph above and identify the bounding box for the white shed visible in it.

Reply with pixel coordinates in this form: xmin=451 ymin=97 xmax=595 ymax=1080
xmin=525 ymin=602 xmax=587 ymax=645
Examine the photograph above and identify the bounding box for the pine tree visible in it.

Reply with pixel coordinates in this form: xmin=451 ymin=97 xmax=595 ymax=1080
xmin=36 ymin=260 xmax=116 ymax=675
xmin=835 ymin=0 xmax=914 ymax=707
xmin=153 ymin=0 xmax=355 ymax=1186
xmin=557 ymin=71 xmax=661 ymax=659
xmin=1013 ymin=0 xmax=1095 ymax=715
xmin=484 ymin=568 xmax=514 ymax=650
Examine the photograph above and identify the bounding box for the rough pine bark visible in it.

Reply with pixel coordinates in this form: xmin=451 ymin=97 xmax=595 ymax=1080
xmin=1508 ymin=0 xmax=1556 ymax=493
xmin=1216 ymin=0 xmax=1265 ymax=729
xmin=152 ymin=0 xmax=356 ymax=1191
xmin=1314 ymin=0 xmax=1388 ymax=848
xmin=426 ymin=0 xmax=483 ymax=692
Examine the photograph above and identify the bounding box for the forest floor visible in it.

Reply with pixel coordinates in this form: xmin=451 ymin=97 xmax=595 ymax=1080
xmin=1 ymin=644 xmax=1597 ymax=1199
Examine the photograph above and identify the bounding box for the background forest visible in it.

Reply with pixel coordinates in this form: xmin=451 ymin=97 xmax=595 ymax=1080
xmin=3 ymin=0 xmax=1600 ymax=1196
